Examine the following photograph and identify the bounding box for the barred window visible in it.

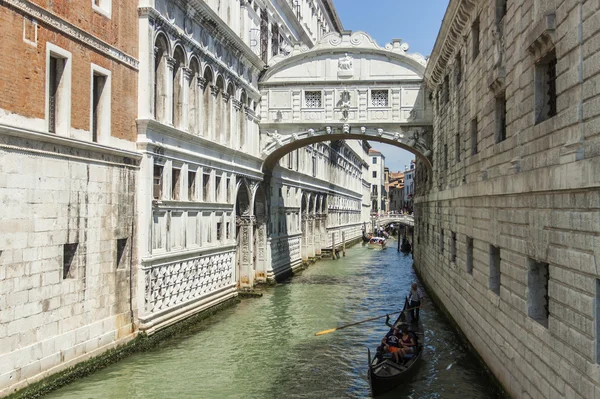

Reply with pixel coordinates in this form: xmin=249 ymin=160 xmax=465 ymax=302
xmin=305 ymin=91 xmax=322 ymax=108
xmin=371 ymin=90 xmax=388 ymax=107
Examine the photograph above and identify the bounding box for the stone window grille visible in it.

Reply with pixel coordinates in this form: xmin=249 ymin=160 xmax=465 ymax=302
xmin=153 ymin=165 xmax=163 ymax=199
xmin=472 ymin=17 xmax=480 ymax=60
xmin=451 ymin=231 xmax=457 ymax=262
xmin=226 ymin=222 xmax=231 ymax=240
xmin=371 ymin=90 xmax=389 ymax=107
xmin=495 ymin=92 xmax=507 ymax=143
xmin=527 ymin=259 xmax=549 ymax=327
xmin=470 ymin=118 xmax=478 ymax=155
xmin=535 ymin=50 xmax=557 ymax=124
xmin=63 ymin=243 xmax=78 ymax=279
xmin=116 ymin=238 xmax=128 ymax=269
xmin=305 ymin=91 xmax=322 ymax=108
xmin=489 ymin=245 xmax=501 ymax=295
xmin=466 ymin=237 xmax=473 ymax=274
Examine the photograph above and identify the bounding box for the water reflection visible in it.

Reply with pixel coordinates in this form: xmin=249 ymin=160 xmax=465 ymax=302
xmin=46 ymin=243 xmax=506 ymax=399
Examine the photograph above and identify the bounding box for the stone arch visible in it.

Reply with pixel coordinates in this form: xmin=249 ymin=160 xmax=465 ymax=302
xmin=172 ymin=45 xmax=186 ymax=129
xmin=234 ymin=179 xmax=252 ymax=288
xmin=252 ymin=183 xmax=268 ymax=282
xmin=154 ymin=33 xmax=170 ymax=122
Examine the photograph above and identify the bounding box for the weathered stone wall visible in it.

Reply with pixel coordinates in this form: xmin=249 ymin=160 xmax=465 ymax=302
xmin=417 ymin=1 xmax=600 ymax=398
xmin=0 ymin=129 xmax=139 ymax=397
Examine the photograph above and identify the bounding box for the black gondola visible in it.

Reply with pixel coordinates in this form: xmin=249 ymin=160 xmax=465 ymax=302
xmin=367 ymin=298 xmax=424 ymax=396
xmin=400 ymin=238 xmax=412 ymax=253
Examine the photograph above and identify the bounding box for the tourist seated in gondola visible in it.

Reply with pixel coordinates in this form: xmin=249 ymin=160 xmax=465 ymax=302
xmin=379 ymin=326 xmax=402 ymax=363
xmin=397 ymin=327 xmax=416 ymax=360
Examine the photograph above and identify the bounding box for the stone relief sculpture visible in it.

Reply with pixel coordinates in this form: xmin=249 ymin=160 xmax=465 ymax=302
xmin=377 ymin=128 xmax=384 ymax=136
xmin=308 ymin=128 xmax=315 ymax=136
xmin=262 ymin=130 xmax=284 ymax=155
xmin=407 ymin=129 xmax=432 ymax=157
xmin=492 ymin=25 xmax=504 ymax=67
xmin=338 ymin=53 xmax=353 ymax=77
xmin=343 ymin=124 xmax=350 ymax=134
xmin=326 ymin=126 xmax=332 ymax=134
xmin=339 ymin=89 xmax=351 ymax=120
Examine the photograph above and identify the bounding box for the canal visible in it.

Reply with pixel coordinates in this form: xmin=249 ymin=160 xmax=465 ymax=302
xmin=46 ymin=242 xmax=506 ymax=399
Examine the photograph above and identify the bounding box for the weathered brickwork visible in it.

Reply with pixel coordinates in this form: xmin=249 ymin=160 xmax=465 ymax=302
xmin=0 ymin=0 xmax=139 ymax=396
xmin=416 ymin=1 xmax=600 ymax=398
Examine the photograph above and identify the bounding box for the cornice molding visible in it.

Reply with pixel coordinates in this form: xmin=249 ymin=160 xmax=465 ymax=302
xmin=5 ymin=0 xmax=138 ymax=70
xmin=425 ymin=0 xmax=477 ymax=89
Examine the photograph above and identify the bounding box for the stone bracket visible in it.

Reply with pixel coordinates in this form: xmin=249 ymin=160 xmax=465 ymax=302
xmin=525 ymin=13 xmax=556 ymax=61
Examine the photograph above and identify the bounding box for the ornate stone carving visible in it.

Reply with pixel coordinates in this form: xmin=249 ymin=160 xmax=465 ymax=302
xmin=262 ymin=130 xmax=284 ymax=155
xmin=343 ymin=124 xmax=350 ymax=134
xmin=144 ymin=252 xmax=234 ymax=313
xmin=338 ymin=53 xmax=353 ymax=78
xmin=492 ymin=25 xmax=505 ymax=67
xmin=360 ymin=126 xmax=366 ymax=134
xmin=166 ymin=56 xmax=176 ymax=70
xmin=210 ymin=85 xmax=220 ymax=97
xmin=326 ymin=126 xmax=332 ymax=134
xmin=377 ymin=128 xmax=384 ymax=136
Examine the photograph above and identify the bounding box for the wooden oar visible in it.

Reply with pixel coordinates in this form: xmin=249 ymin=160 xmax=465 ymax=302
xmin=314 ymin=305 xmax=423 ymax=336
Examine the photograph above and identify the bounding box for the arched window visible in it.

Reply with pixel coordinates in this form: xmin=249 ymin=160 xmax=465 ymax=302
xmin=225 ymin=82 xmax=234 ymax=146
xmin=189 ymin=58 xmax=200 ymax=134
xmin=154 ymin=34 xmax=169 ymax=122
xmin=239 ymin=91 xmax=247 ymax=150
xmin=215 ymin=76 xmax=225 ymax=143
xmin=202 ymin=67 xmax=213 ymax=138
xmin=172 ymin=46 xmax=185 ymax=129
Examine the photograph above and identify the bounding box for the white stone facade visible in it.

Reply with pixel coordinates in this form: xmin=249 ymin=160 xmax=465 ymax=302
xmin=368 ymin=150 xmax=385 ymax=214
xmin=415 ymin=1 xmax=600 ymax=398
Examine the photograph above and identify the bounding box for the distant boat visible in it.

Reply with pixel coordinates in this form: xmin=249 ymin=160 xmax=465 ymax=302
xmin=368 ymin=237 xmax=386 ymax=249
xmin=400 ymin=238 xmax=411 ymax=253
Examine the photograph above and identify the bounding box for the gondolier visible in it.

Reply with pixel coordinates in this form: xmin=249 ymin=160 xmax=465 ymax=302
xmin=408 ymin=283 xmax=424 ymax=322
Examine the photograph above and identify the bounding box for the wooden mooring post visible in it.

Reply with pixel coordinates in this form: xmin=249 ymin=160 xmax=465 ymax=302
xmin=342 ymin=232 xmax=346 ymax=257
xmin=331 ymin=232 xmax=336 ymax=260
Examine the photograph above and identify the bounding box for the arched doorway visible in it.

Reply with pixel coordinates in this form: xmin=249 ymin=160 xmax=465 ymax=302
xmin=235 ymin=181 xmax=251 ymax=288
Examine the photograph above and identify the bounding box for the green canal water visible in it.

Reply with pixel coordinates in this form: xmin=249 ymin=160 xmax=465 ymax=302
xmin=46 ymin=242 xmax=506 ymax=398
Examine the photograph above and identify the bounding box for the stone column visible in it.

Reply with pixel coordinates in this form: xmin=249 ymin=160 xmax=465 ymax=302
xmin=165 ymin=56 xmax=176 ymax=126
xmin=308 ymin=215 xmax=316 ymax=258
xmin=236 ymin=215 xmax=255 ymax=288
xmin=255 ymin=220 xmax=267 ymax=282
xmin=232 ymin=99 xmax=242 ymax=149
xmin=181 ymin=67 xmax=191 ymax=131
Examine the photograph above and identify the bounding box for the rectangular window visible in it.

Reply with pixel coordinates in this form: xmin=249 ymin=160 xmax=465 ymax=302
xmin=371 ymin=90 xmax=389 ymax=107
xmin=116 ymin=238 xmax=127 ymax=269
xmin=92 ymin=0 xmax=112 ymax=18
xmin=91 ymin=73 xmax=106 ymax=142
xmin=226 ymin=177 xmax=231 ymax=203
xmin=188 ymin=171 xmax=196 ymax=201
xmin=203 ymin=172 xmax=211 ymax=201
xmin=215 ymin=175 xmax=222 ymax=202
xmin=153 ymin=165 xmax=163 ymax=200
xmin=535 ymin=50 xmax=557 ymax=124
xmin=63 ymin=243 xmax=78 ymax=279
xmin=372 ymin=171 xmax=377 ymax=178
xmin=440 ymin=229 xmax=445 ymax=254
xmin=455 ymin=134 xmax=461 ymax=163
xmin=48 ymin=52 xmax=70 ymax=134
xmin=226 ymin=222 xmax=231 ymax=239
xmin=470 ymin=118 xmax=478 ymax=155
xmin=217 ymin=222 xmax=223 ymax=241
xmin=271 ymin=23 xmax=279 ymax=57
xmin=489 ymin=245 xmax=501 ymax=295
xmin=444 ymin=144 xmax=448 ymax=170
xmin=496 ymin=0 xmax=507 ymax=23
xmin=305 ymin=91 xmax=322 ymax=108
xmin=312 ymin=156 xmax=317 ymax=177
xmin=472 ymin=17 xmax=480 ymax=60
xmin=495 ymin=92 xmax=507 ymax=143
xmin=372 ymin=157 xmax=377 ymax=164
xmin=451 ymin=231 xmax=457 ymax=262
xmin=443 ymin=75 xmax=450 ymax=104
xmin=527 ymin=259 xmax=549 ymax=327
xmin=172 ymin=168 xmax=181 ymax=200
xmin=466 ymin=236 xmax=473 ymax=274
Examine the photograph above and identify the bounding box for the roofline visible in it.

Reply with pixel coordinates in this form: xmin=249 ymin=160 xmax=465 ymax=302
xmin=321 ymin=0 xmax=344 ymax=33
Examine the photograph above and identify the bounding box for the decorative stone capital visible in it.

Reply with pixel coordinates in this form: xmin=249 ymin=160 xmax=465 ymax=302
xmin=222 ymin=92 xmax=231 ymax=103
xmin=198 ymin=77 xmax=207 ymax=89
xmin=182 ymin=67 xmax=193 ymax=81
xmin=232 ymin=99 xmax=243 ymax=110
xmin=526 ymin=13 xmax=556 ymax=61
xmin=210 ymin=85 xmax=220 ymax=97
xmin=165 ymin=56 xmax=176 ymax=70
xmin=236 ymin=215 xmax=256 ymax=226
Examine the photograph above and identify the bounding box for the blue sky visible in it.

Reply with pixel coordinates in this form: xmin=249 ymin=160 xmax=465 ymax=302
xmin=333 ymin=0 xmax=449 ymax=172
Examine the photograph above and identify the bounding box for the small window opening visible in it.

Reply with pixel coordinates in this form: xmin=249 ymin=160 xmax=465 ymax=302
xmin=495 ymin=92 xmax=507 ymax=143
xmin=172 ymin=168 xmax=181 ymax=200
xmin=528 ymin=259 xmax=549 ymax=327
xmin=455 ymin=134 xmax=461 ymax=163
xmin=116 ymin=238 xmax=127 ymax=269
xmin=471 ymin=118 xmax=478 ymax=155
xmin=63 ymin=243 xmax=78 ymax=279
xmin=153 ymin=165 xmax=163 ymax=200
xmin=535 ymin=50 xmax=557 ymax=124
xmin=92 ymin=72 xmax=107 ymax=142
xmin=188 ymin=171 xmax=196 ymax=201
xmin=451 ymin=231 xmax=457 ymax=262
xmin=472 ymin=17 xmax=480 ymax=60
xmin=466 ymin=237 xmax=474 ymax=274
xmin=203 ymin=172 xmax=210 ymax=201
xmin=489 ymin=245 xmax=501 ymax=294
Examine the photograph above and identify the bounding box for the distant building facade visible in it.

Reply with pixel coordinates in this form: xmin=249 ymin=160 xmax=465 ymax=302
xmin=388 ymin=171 xmax=405 ymax=213
xmin=403 ymin=161 xmax=415 ymax=212
xmin=368 ymin=149 xmax=386 ymax=214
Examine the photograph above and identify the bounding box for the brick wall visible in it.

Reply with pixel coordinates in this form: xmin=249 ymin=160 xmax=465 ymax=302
xmin=417 ymin=1 xmax=600 ymax=398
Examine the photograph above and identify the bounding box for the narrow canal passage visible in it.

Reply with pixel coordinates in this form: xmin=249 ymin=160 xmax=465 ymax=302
xmin=47 ymin=243 xmax=506 ymax=399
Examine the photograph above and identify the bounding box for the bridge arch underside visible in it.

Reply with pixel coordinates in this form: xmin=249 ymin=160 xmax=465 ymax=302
xmin=261 ymin=130 xmax=432 ymax=173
